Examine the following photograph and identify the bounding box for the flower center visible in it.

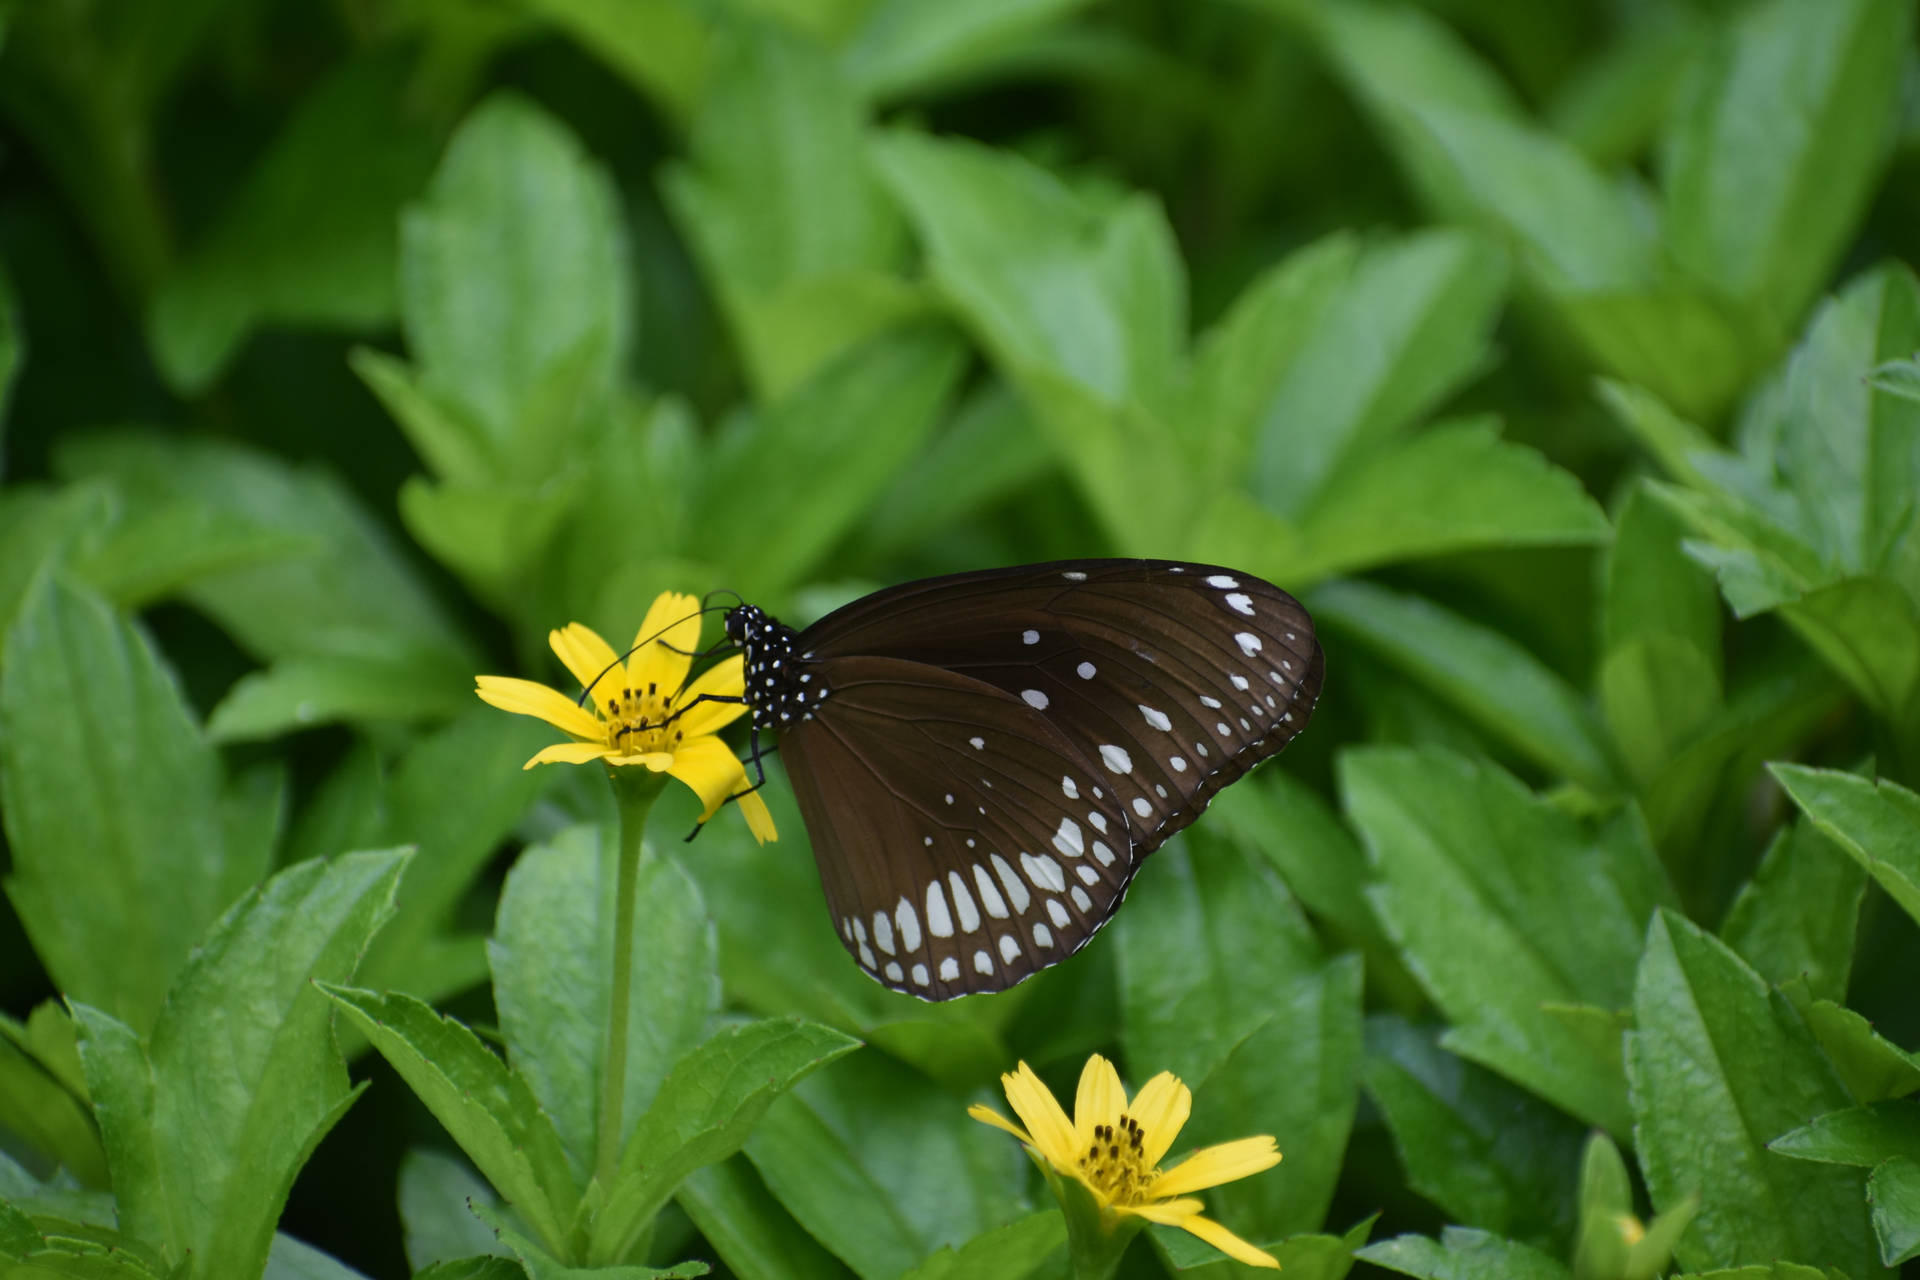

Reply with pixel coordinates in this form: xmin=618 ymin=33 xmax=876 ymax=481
xmin=1080 ymin=1113 xmax=1156 ymax=1205
xmin=601 ymin=681 xmax=683 ymax=755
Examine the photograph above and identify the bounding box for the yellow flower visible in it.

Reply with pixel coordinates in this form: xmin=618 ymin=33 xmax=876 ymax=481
xmin=970 ymin=1054 xmax=1282 ymax=1269
xmin=475 ymin=591 xmax=777 ymax=843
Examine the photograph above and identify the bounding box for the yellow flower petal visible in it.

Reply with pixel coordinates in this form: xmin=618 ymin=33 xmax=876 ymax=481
xmin=477 ymin=676 xmax=606 ymax=742
xmin=627 ymin=592 xmax=703 ymax=699
xmin=676 ymin=654 xmax=750 ymax=737
xmin=967 ymin=1103 xmax=1033 ymax=1146
xmin=1166 ymin=1210 xmax=1280 ymax=1269
xmin=1074 ymin=1053 xmax=1126 ymax=1147
xmin=1149 ymin=1136 xmax=1282 ymax=1199
xmin=523 ymin=741 xmax=618 ymax=769
xmin=1128 ymin=1071 xmax=1192 ymax=1167
xmin=1116 ymin=1198 xmax=1206 ymax=1225
xmin=737 ymin=789 xmax=778 ymax=843
xmin=603 ymin=751 xmax=676 ymax=770
xmin=1000 ymin=1062 xmax=1080 ymax=1171
xmin=549 ymin=622 xmax=624 ymax=702
xmin=667 ymin=734 xmax=752 ymax=819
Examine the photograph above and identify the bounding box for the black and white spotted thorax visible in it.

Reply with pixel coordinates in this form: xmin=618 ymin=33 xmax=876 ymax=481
xmin=725 ymin=604 xmax=829 ymax=730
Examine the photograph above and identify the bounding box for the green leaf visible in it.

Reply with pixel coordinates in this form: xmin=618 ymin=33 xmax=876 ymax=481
xmin=206 ymin=651 xmax=473 ymax=742
xmin=1626 ymin=910 xmax=1877 ymax=1274
xmin=413 ymin=1260 xmax=527 ymax=1280
xmin=1662 ymin=0 xmax=1911 ymax=333
xmin=1358 ymin=1226 xmax=1571 ymax=1280
xmin=75 ymin=849 xmax=405 ymax=1277
xmin=1206 ymin=770 xmax=1418 ymax=1009
xmin=842 ymin=0 xmax=1094 ymax=100
xmin=399 ymin=1147 xmax=511 ymax=1271
xmin=489 ymin=827 xmax=717 ymax=1178
xmin=1361 ymin=1014 xmax=1582 ymax=1247
xmin=53 ymin=430 xmax=472 ymax=669
xmin=692 ymin=326 xmax=965 ymax=600
xmin=1156 ymin=1216 xmax=1372 ymax=1278
xmin=1312 ymin=580 xmax=1619 ymax=792
xmin=0 ymin=1025 xmax=105 ymax=1185
xmin=1786 ymin=991 xmax=1920 ymax=1103
xmin=593 ymin=1018 xmax=861 ymax=1263
xmin=0 ymin=258 xmax=19 ymax=436
xmin=893 ymin=1212 xmax=1064 ymax=1280
xmin=264 ymin=1232 xmax=376 ymax=1280
xmin=872 ymin=128 xmax=1192 ymax=542
xmin=1300 ymin=1 xmax=1752 ymax=418
xmin=511 ymin=0 xmax=707 ymax=117
xmin=400 ymin=92 xmax=628 ymax=465
xmin=1292 ymin=417 xmax=1610 ymax=580
xmin=1115 ymin=830 xmax=1361 ymax=1235
xmin=1669 ymin=1267 xmax=1835 ymax=1280
xmin=67 ymin=499 xmax=309 ymax=612
xmin=741 ymin=1050 xmax=1023 ymax=1280
xmin=1342 ymin=746 xmax=1674 ymax=1134
xmin=1246 ymin=229 xmax=1508 ymax=518
xmin=1601 ymin=483 xmax=1724 ymax=785
xmin=322 ymin=985 xmax=579 ymax=1253
xmin=359 ymin=708 xmax=554 ymax=1004
xmin=1769 ymin=763 xmax=1920 ymax=930
xmin=1769 ymin=1103 xmax=1920 ymax=1168
xmin=663 ymin=20 xmax=913 ymax=398
xmin=1719 ymin=817 xmax=1864 ymax=1003
xmin=1 ymin=574 xmax=263 ymax=1031
xmin=147 ymin=54 xmax=440 ymax=393
xmin=471 ymin=1200 xmax=708 ymax=1279
xmin=1184 ymin=232 xmax=1358 ymax=488
xmin=859 ymin=381 xmax=1054 ymax=561
xmin=676 ymin=1158 xmax=853 ymax=1280
xmin=1868 ymin=1155 xmax=1920 ymax=1265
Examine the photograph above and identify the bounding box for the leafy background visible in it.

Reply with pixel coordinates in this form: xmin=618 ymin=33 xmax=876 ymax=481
xmin=2 ymin=0 xmax=1920 ymax=1276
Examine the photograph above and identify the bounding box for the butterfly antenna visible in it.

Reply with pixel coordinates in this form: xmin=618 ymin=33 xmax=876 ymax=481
xmin=575 ymin=603 xmax=736 ymax=707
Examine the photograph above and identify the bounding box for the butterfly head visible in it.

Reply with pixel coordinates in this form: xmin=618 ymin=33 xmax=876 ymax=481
xmin=724 ymin=604 xmax=814 ymax=731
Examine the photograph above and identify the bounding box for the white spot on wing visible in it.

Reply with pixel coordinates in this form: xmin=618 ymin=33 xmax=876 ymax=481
xmin=1235 ymin=632 xmax=1262 ymax=655
xmin=1022 ymin=852 xmax=1067 ymax=892
xmin=1139 ymin=704 xmax=1172 ymax=731
xmin=991 ymin=854 xmax=1030 ymax=913
xmin=1206 ymin=574 xmax=1239 ymax=588
xmin=1053 ymin=818 xmax=1084 ymax=858
xmin=939 ymin=956 xmax=960 ymax=981
xmin=885 ymin=961 xmax=903 ymax=982
xmin=1170 ymin=755 xmax=1187 ymax=772
xmin=970 ymin=737 xmax=985 ymax=750
xmin=1062 ymin=775 xmax=1078 ymax=799
xmin=1092 ymin=840 xmax=1116 ymax=866
xmin=873 ymin=912 xmax=895 ymax=956
xmin=1033 ymin=923 xmax=1054 ymax=948
xmin=1047 ymin=899 xmax=1070 ymax=927
xmin=926 ymin=881 xmax=953 ymax=937
xmin=1088 ymin=811 xmax=1107 ymax=834
xmin=947 ymin=871 xmax=980 ymax=932
xmin=1063 ymin=571 xmax=1088 ymax=581
xmin=896 ymin=898 xmax=920 ymax=952
xmin=1022 ymin=689 xmax=1049 ymax=710
xmin=974 ymin=950 xmax=994 ymax=975
xmin=999 ymin=934 xmax=1020 ymax=963
xmin=1022 ymin=629 xmax=1040 ymax=645
xmin=974 ymin=864 xmax=1009 ymax=918
xmin=1230 ymin=674 xmax=1250 ymax=691
xmin=912 ymin=963 xmax=929 ymax=986
xmin=1199 ymin=695 xmax=1222 ymax=708
xmin=1132 ymin=797 xmax=1152 ymax=818
xmin=1099 ymin=744 xmax=1133 ymax=774
xmin=1076 ymin=864 xmax=1100 ymax=885
xmin=1225 ymin=592 xmax=1255 ymax=616
xmin=1077 ymin=661 xmax=1097 ymax=680
xmin=1071 ymin=887 xmax=1093 ymax=911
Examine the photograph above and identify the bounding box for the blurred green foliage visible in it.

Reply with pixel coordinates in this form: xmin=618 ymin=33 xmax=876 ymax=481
xmin=2 ymin=0 xmax=1920 ymax=1276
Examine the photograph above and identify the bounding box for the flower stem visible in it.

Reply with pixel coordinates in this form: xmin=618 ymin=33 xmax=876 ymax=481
xmin=596 ymin=768 xmax=664 ymax=1190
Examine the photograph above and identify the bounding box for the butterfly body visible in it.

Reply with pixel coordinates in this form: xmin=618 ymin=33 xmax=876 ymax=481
xmin=724 ymin=559 xmax=1323 ymax=1000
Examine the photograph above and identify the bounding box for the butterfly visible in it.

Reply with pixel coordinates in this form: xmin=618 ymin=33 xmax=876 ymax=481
xmin=720 ymin=559 xmax=1323 ymax=1000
